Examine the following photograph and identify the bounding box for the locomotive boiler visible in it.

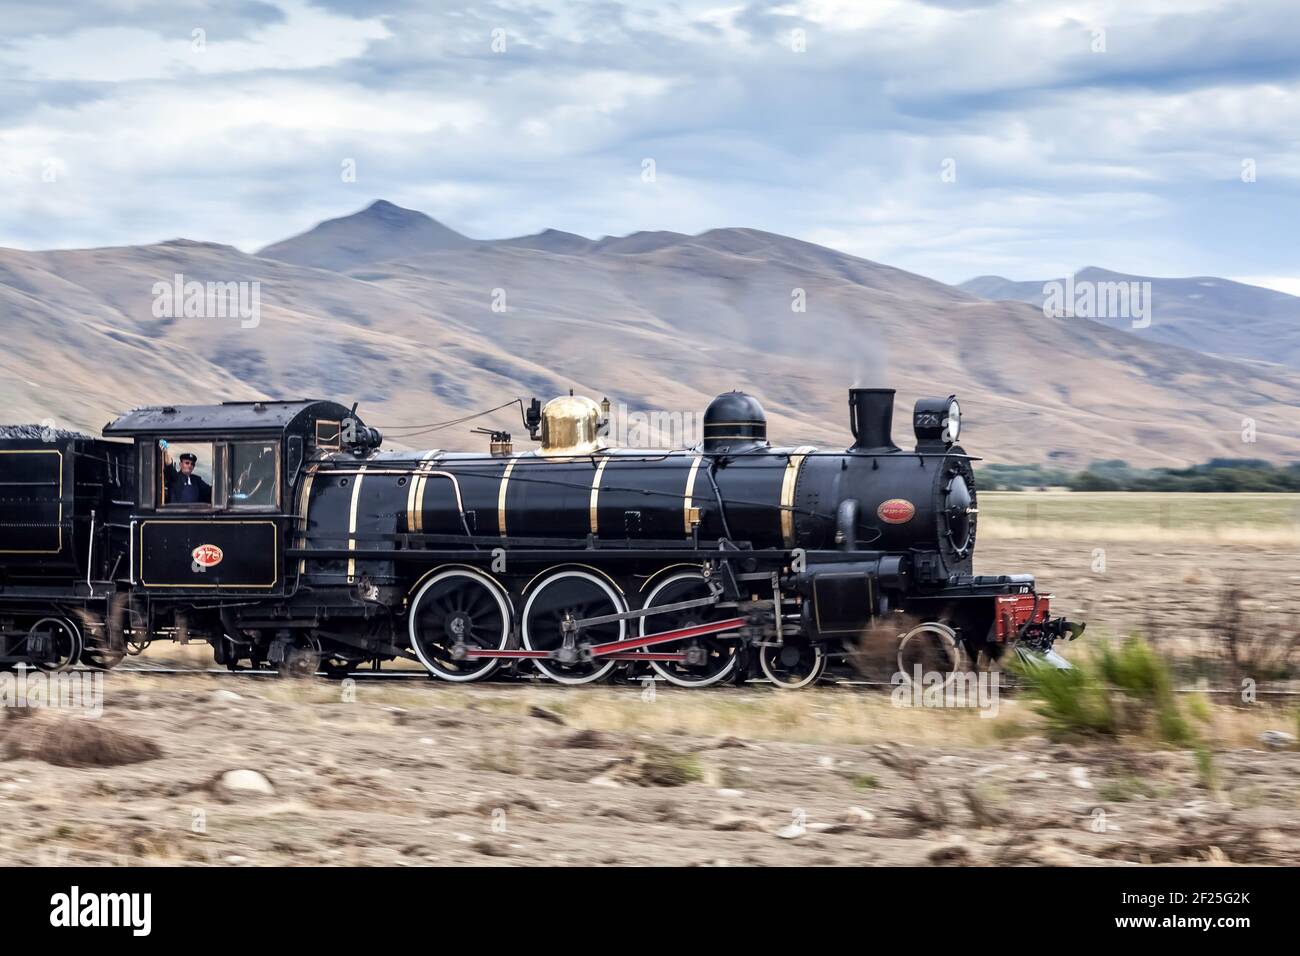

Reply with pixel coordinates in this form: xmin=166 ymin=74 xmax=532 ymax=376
xmin=0 ymin=386 xmax=1081 ymax=685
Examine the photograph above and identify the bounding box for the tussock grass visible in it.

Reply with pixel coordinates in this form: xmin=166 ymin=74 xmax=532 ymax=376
xmin=1098 ymin=775 xmax=1159 ymax=802
xmin=636 ymin=746 xmax=703 ymax=786
xmin=470 ymin=741 xmax=525 ymax=775
xmin=1194 ymin=747 xmax=1219 ymax=791
xmin=4 ymin=715 xmax=162 ymax=767
xmin=1015 ymin=636 xmax=1195 ymax=745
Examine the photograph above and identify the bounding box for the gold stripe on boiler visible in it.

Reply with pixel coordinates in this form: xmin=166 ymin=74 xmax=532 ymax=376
xmin=498 ymin=457 xmax=519 ymax=537
xmin=683 ymin=455 xmax=703 ymax=535
xmin=589 ymin=457 xmax=609 ymax=535
xmin=780 ymin=446 xmax=817 ymax=548
xmin=346 ymin=464 xmax=367 ymax=583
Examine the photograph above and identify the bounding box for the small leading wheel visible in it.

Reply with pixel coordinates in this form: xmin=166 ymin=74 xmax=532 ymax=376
xmin=408 ymin=568 xmax=512 ymax=682
xmin=83 ymin=592 xmax=129 ymax=670
xmin=896 ymin=621 xmax=968 ymax=688
xmin=79 ymin=645 xmax=126 ymax=670
xmin=521 ymin=569 xmax=626 ymax=685
xmin=642 ymin=571 xmax=739 ymax=688
xmin=278 ymin=635 xmax=322 ymax=679
xmin=29 ymin=617 xmax=82 ymax=672
xmin=759 ymin=637 xmax=826 ymax=689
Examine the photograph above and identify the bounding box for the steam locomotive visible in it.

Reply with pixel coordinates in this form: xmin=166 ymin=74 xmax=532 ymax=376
xmin=0 ymin=387 xmax=1080 ymax=686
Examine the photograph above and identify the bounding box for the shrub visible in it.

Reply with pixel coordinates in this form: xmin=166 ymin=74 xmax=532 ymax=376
xmin=1015 ymin=635 xmax=1195 ymax=746
xmin=3 ymin=716 xmax=162 ymax=767
xmin=1017 ymin=661 xmax=1115 ymax=738
xmin=637 ymin=746 xmax=702 ymax=787
xmin=1098 ymin=775 xmax=1157 ymax=802
xmin=1194 ymin=747 xmax=1218 ymax=791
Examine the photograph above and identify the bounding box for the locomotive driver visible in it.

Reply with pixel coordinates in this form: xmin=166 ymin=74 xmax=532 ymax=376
xmin=159 ymin=439 xmax=212 ymax=504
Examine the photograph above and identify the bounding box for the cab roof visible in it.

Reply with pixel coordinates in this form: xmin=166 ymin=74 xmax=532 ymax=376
xmin=103 ymin=400 xmax=355 ymax=437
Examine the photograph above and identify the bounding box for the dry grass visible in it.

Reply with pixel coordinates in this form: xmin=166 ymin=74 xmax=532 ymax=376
xmin=129 ymin=641 xmax=218 ymax=667
xmin=1210 ymin=584 xmax=1300 ymax=686
xmin=979 ymin=519 xmax=1299 ymax=546
xmin=469 ymin=741 xmax=526 ymax=775
xmin=112 ymin=672 xmax=1296 ymax=750
xmin=100 ymin=674 xmax=1033 ymax=747
xmin=455 ymin=684 xmax=1040 ymax=747
xmin=979 ymin=491 xmax=1300 ymax=545
xmin=633 ymin=745 xmax=704 ymax=786
xmin=4 ymin=713 xmax=162 ymax=767
xmin=485 ymin=683 xmax=1295 ymax=750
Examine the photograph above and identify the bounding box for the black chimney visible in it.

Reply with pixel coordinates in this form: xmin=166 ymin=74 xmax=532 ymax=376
xmin=848 ymin=388 xmax=899 ymax=453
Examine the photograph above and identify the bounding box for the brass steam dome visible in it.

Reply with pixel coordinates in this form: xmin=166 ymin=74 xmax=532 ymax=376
xmin=539 ymin=394 xmax=606 ymax=456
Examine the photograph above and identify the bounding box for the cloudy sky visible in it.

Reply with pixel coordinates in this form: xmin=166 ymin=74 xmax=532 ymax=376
xmin=1 ymin=0 xmax=1297 ymax=288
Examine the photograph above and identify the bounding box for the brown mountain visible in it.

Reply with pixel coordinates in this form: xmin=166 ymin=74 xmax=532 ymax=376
xmin=257 ymin=199 xmax=476 ymax=271
xmin=961 ymin=267 xmax=1300 ymax=370
xmin=1 ymin=201 xmax=1297 ymax=467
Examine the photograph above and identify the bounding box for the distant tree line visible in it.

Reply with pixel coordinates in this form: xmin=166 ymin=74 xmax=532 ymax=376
xmin=978 ymin=458 xmax=1300 ymax=492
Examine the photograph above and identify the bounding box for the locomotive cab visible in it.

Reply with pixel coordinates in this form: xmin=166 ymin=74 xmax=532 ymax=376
xmin=103 ymin=400 xmax=358 ymax=596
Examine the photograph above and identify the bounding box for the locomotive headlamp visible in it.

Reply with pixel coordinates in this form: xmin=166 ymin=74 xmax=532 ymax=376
xmin=913 ymin=395 xmax=961 ymax=448
xmin=943 ymin=398 xmax=961 ymax=443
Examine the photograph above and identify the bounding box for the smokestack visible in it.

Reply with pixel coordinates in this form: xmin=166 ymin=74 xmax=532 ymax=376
xmin=848 ymin=388 xmax=899 ymax=453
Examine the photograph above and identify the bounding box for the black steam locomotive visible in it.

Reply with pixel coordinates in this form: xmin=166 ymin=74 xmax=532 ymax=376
xmin=0 ymin=387 xmax=1080 ymax=686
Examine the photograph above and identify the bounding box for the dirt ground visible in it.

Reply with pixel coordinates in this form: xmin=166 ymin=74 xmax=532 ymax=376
xmin=976 ymin=539 xmax=1300 ymax=661
xmin=2 ymin=527 xmax=1298 ymax=867
xmin=1 ymin=675 xmax=1297 ymax=867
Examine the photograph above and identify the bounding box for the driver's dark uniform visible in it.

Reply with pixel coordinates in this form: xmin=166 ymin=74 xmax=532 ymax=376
xmin=165 ymin=464 xmax=212 ymax=504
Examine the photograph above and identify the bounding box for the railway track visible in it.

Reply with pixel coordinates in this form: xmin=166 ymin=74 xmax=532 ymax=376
xmin=93 ymin=662 xmax=1300 ymax=696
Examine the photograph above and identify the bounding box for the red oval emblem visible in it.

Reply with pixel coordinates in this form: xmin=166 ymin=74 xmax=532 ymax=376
xmin=192 ymin=544 xmax=224 ymax=568
xmin=877 ymin=499 xmax=915 ymax=524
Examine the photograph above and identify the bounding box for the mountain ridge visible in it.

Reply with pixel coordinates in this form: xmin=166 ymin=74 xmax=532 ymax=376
xmin=257 ymin=199 xmax=478 ymax=271
xmin=959 ymin=268 xmax=1300 ymax=369
xmin=0 ymin=201 xmax=1296 ymax=467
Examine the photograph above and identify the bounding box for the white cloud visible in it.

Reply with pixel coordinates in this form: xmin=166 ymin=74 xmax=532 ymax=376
xmin=1234 ymin=276 xmax=1300 ymax=296
xmin=0 ymin=0 xmax=389 ymax=83
xmin=1 ymin=0 xmax=1298 ymax=286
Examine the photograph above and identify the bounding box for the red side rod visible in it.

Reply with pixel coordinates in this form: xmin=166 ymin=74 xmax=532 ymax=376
xmin=461 ymin=616 xmax=745 ymax=661
xmin=588 ymin=617 xmax=746 ymax=657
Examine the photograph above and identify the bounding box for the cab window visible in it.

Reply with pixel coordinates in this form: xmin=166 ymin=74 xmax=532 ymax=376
xmin=229 ymin=441 xmax=279 ymax=509
xmin=315 ymin=420 xmax=341 ymax=451
xmin=158 ymin=440 xmax=215 ymax=508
